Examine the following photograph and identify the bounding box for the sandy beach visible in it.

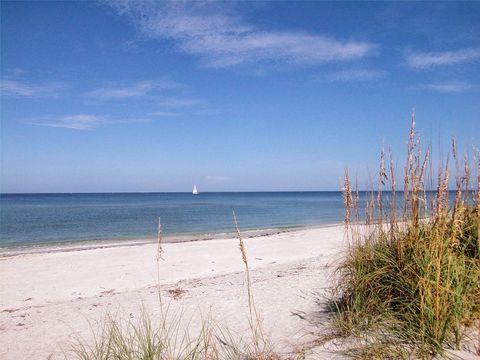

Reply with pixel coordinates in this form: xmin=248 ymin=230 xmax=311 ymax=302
xmin=0 ymin=225 xmax=348 ymax=359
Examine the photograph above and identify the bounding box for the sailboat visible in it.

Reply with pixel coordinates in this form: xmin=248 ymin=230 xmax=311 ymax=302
xmin=192 ymin=184 xmax=199 ymax=195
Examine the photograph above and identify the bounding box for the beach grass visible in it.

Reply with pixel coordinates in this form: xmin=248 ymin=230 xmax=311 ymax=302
xmin=331 ymin=115 xmax=480 ymax=358
xmin=69 ymin=309 xmax=279 ymax=360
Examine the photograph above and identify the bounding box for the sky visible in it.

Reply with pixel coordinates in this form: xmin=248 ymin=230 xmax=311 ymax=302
xmin=1 ymin=1 xmax=479 ymax=193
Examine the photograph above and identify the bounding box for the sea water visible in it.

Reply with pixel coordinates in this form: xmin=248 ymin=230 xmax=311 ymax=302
xmin=0 ymin=192 xmax=347 ymax=250
xmin=0 ymin=191 xmax=456 ymax=251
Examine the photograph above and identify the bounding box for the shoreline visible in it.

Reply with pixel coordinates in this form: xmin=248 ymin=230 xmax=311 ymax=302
xmin=0 ymin=222 xmax=343 ymax=258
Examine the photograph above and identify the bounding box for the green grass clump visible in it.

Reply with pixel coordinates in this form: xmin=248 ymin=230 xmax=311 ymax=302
xmin=69 ymin=309 xmax=280 ymax=360
xmin=333 ymin=116 xmax=480 ymax=358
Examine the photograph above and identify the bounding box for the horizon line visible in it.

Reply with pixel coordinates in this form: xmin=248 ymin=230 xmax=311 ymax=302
xmin=0 ymin=189 xmax=460 ymax=195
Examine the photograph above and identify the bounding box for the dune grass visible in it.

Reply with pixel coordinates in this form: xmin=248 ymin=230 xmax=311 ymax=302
xmin=69 ymin=309 xmax=280 ymax=360
xmin=332 ymin=115 xmax=480 ymax=358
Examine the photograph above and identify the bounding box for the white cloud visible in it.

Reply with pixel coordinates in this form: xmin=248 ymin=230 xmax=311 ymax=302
xmin=109 ymin=1 xmax=377 ymax=68
xmin=0 ymin=79 xmax=65 ymax=97
xmin=31 ymin=115 xmax=108 ymax=130
xmin=425 ymin=82 xmax=472 ymax=93
xmin=324 ymin=69 xmax=386 ymax=82
xmin=85 ymin=80 xmax=179 ymax=99
xmin=406 ymin=47 xmax=480 ymax=69
xmin=30 ymin=114 xmax=153 ymax=130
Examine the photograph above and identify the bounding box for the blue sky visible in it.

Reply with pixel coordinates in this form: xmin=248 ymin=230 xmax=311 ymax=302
xmin=1 ymin=1 xmax=479 ymax=193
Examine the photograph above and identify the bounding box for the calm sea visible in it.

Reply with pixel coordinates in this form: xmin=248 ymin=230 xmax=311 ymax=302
xmin=0 ymin=191 xmax=456 ymax=252
xmin=0 ymin=192 xmax=348 ymax=250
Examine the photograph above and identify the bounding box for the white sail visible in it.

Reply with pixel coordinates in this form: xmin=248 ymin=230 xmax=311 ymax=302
xmin=192 ymin=185 xmax=199 ymax=195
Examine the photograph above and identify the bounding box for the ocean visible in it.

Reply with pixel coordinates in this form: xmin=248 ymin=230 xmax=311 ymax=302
xmin=0 ymin=192 xmax=349 ymax=251
xmin=0 ymin=191 xmax=455 ymax=252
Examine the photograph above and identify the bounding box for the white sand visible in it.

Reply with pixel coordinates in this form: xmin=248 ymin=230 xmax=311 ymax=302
xmin=0 ymin=225 xmax=349 ymax=359
xmin=2 ymin=224 xmax=479 ymax=360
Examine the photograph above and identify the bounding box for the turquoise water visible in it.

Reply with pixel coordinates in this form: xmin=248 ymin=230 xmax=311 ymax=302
xmin=0 ymin=192 xmax=348 ymax=249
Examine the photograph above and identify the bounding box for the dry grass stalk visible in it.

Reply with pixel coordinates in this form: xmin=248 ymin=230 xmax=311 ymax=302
xmin=232 ymin=210 xmax=275 ymax=359
xmin=353 ymin=177 xmax=361 ymax=243
xmin=333 ymin=116 xmax=480 ymax=359
xmin=388 ymin=147 xmax=397 ymax=238
xmin=436 ymin=160 xmax=450 ymax=223
xmin=343 ymin=169 xmax=353 ymax=225
xmin=451 ymin=140 xmax=463 ymax=240
xmin=233 ymin=210 xmax=253 ymax=313
xmin=344 ymin=171 xmax=365 ymax=246
xmin=377 ymin=144 xmax=386 ymax=228
xmin=403 ymin=111 xmax=416 ymax=223
xmin=464 ymin=154 xmax=470 ymax=204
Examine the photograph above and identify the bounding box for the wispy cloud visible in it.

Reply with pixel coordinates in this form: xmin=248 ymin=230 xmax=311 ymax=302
xmin=406 ymin=47 xmax=480 ymax=69
xmin=110 ymin=1 xmax=377 ymax=68
xmin=425 ymin=82 xmax=472 ymax=93
xmin=1 ymin=79 xmax=65 ymax=97
xmin=31 ymin=115 xmax=109 ymax=130
xmin=85 ymin=80 xmax=179 ymax=100
xmin=324 ymin=69 xmax=386 ymax=82
xmin=30 ymin=114 xmax=151 ymax=130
